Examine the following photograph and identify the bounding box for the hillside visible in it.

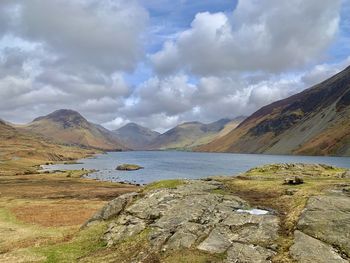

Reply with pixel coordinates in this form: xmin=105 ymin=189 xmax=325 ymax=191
xmin=21 ymin=109 xmax=126 ymax=151
xmin=149 ymin=117 xmax=244 ymax=150
xmin=113 ymin=123 xmax=160 ymax=150
xmin=198 ymin=66 xmax=350 ymax=156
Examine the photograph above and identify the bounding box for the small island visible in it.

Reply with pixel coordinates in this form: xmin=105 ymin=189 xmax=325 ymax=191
xmin=116 ymin=164 xmax=144 ymax=171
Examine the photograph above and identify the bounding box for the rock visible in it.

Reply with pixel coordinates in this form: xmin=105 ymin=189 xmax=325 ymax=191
xmin=197 ymin=226 xmax=232 ymax=253
xmin=116 ymin=164 xmax=143 ymax=171
xmin=290 ymin=231 xmax=347 ymax=263
xmin=341 ymin=170 xmax=350 ymax=178
xmin=284 ymin=176 xmax=304 ymax=185
xmin=296 ymin=194 xmax=350 ymax=257
xmin=226 ymin=243 xmax=275 ymax=263
xmin=104 ymin=215 xmax=147 ymax=246
xmin=91 ymin=180 xmax=280 ymax=261
xmin=82 ymin=192 xmax=139 ymax=228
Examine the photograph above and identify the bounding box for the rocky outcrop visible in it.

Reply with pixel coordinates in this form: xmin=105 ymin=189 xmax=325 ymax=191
xmin=82 ymin=192 xmax=139 ymax=228
xmin=290 ymin=188 xmax=350 ymax=262
xmin=89 ymin=180 xmax=279 ymax=262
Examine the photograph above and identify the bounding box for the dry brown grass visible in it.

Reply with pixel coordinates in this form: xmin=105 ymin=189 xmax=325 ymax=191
xmin=10 ymin=200 xmax=102 ymax=227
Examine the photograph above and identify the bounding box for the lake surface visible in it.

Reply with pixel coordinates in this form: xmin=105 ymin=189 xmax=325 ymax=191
xmin=42 ymin=151 xmax=350 ymax=185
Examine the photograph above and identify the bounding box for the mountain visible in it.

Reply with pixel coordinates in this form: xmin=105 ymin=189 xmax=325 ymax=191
xmin=149 ymin=117 xmax=244 ymax=150
xmin=113 ymin=123 xmax=160 ymax=150
xmin=198 ymin=65 xmax=350 ymax=156
xmin=0 ymin=118 xmax=94 ymax=172
xmin=21 ymin=109 xmax=126 ymax=151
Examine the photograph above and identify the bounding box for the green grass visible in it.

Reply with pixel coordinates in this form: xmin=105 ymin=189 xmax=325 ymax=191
xmin=144 ymin=179 xmax=186 ymax=192
xmin=0 ymin=207 xmax=24 ymax=228
xmin=33 ymin=222 xmax=108 ymax=263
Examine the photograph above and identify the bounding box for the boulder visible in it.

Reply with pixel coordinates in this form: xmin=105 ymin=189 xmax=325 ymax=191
xmin=284 ymin=176 xmax=304 ymax=185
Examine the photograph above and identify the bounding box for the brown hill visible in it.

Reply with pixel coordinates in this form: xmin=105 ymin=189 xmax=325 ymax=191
xmin=21 ymin=109 xmax=125 ymax=151
xmin=198 ymin=66 xmax=350 ymax=156
xmin=0 ymin=119 xmax=94 ymax=176
xmin=149 ymin=117 xmax=244 ymax=150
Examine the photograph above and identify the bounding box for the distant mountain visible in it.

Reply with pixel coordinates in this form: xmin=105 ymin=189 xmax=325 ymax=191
xmin=113 ymin=123 xmax=160 ymax=150
xmin=22 ymin=109 xmax=126 ymax=151
xmin=149 ymin=117 xmax=244 ymax=150
xmin=198 ymin=65 xmax=350 ymax=156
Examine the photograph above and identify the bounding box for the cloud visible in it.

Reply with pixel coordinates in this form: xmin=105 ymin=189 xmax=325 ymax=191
xmin=122 ymin=75 xmax=196 ymax=118
xmin=16 ymin=0 xmax=149 ymax=73
xmin=0 ymin=0 xmax=348 ymax=132
xmin=152 ymin=0 xmax=342 ymax=75
xmin=301 ymin=56 xmax=350 ymax=86
xmin=0 ymin=0 xmax=147 ymax=124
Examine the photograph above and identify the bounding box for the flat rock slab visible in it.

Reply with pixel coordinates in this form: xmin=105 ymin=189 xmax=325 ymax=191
xmin=290 ymin=231 xmax=347 ymax=263
xmin=291 ymin=189 xmax=350 ymax=262
xmin=94 ymin=180 xmax=280 ymax=261
xmin=226 ymin=242 xmax=275 ymax=263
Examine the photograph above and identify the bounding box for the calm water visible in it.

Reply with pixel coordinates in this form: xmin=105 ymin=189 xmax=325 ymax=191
xmin=42 ymin=151 xmax=350 ymax=185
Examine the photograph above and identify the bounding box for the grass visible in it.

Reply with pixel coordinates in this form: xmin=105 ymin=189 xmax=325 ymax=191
xmin=33 ymin=222 xmax=108 ymax=263
xmin=0 ymin=206 xmax=73 ymax=257
xmin=143 ymin=179 xmax=186 ymax=192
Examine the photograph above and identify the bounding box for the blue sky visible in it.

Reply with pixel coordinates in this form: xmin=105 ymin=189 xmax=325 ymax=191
xmin=0 ymin=0 xmax=349 ymax=131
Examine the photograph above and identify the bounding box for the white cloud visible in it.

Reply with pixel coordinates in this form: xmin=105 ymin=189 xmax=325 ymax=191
xmin=17 ymin=0 xmax=149 ymax=73
xmin=0 ymin=0 xmax=147 ymax=124
xmin=152 ymin=0 xmax=342 ymax=75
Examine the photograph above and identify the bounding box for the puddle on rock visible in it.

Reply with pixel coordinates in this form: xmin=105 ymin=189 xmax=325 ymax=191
xmin=236 ymin=208 xmax=269 ymax=215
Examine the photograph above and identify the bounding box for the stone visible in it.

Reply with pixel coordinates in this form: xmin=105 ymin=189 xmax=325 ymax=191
xmin=197 ymin=226 xmax=232 ymax=253
xmin=341 ymin=170 xmax=350 ymax=178
xmin=87 ymin=180 xmax=280 ymax=261
xmin=284 ymin=176 xmax=304 ymax=185
xmin=81 ymin=192 xmax=139 ymax=228
xmin=297 ymin=194 xmax=350 ymax=256
xmin=104 ymin=216 xmax=146 ymax=247
xmin=290 ymin=231 xmax=347 ymax=263
xmin=225 ymin=243 xmax=275 ymax=263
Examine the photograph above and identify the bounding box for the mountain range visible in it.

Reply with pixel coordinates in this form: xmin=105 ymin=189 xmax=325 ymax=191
xmin=198 ymin=65 xmax=350 ymax=156
xmin=1 ymin=65 xmax=350 ymax=156
xmin=3 ymin=110 xmax=244 ymax=152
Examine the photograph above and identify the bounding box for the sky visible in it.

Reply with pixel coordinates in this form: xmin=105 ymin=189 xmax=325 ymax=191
xmin=0 ymin=0 xmax=349 ymax=132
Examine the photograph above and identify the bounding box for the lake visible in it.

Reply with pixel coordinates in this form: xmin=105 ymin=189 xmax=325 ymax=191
xmin=42 ymin=151 xmax=350 ymax=185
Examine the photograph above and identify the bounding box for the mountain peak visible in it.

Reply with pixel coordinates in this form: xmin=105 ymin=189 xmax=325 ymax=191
xmin=33 ymin=109 xmax=89 ymax=129
xmin=34 ymin=109 xmax=83 ymax=121
xmin=113 ymin=122 xmax=160 ymax=150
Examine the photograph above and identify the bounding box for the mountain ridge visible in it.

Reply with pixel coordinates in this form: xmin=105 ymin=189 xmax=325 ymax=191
xmin=197 ymin=65 xmax=350 ymax=156
xmin=148 ymin=117 xmax=245 ymax=150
